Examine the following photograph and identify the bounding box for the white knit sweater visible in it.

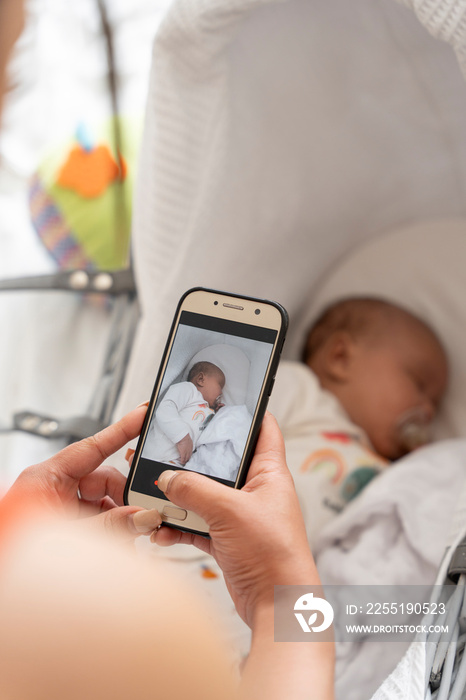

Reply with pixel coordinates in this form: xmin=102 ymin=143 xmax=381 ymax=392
xmin=397 ymin=0 xmax=466 ymax=75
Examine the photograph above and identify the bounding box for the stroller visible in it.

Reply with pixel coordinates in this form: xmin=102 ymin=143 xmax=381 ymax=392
xmin=1 ymin=0 xmax=466 ymax=697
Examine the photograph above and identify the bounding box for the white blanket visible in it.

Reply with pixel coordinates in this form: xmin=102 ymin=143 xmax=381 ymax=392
xmin=313 ymin=439 xmax=466 ymax=700
xmin=186 ymin=405 xmax=252 ymax=482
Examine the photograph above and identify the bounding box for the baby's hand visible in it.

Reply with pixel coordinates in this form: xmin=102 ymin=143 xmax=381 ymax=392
xmin=214 ymin=396 xmax=225 ymax=412
xmin=176 ymin=434 xmax=193 ymax=465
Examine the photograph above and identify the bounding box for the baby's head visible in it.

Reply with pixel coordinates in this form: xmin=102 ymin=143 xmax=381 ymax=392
xmin=188 ymin=361 xmax=225 ymax=408
xmin=303 ymin=298 xmax=448 ymax=460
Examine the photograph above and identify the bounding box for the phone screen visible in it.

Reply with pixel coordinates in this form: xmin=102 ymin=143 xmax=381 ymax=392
xmin=129 ymin=310 xmax=278 ymax=500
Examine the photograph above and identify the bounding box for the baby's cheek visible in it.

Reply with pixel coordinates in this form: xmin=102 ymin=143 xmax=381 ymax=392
xmin=364 ymin=416 xmax=401 ymax=460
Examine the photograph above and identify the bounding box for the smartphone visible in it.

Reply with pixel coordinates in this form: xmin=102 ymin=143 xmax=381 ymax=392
xmin=124 ymin=287 xmax=288 ymax=536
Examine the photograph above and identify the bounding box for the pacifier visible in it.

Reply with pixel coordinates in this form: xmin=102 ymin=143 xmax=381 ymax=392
xmin=214 ymin=394 xmax=225 ymax=411
xmin=396 ymin=407 xmax=432 ymax=453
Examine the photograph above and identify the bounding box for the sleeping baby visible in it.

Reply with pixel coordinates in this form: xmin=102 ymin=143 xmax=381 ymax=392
xmin=146 ymin=361 xmax=225 ymax=466
xmin=268 ymin=298 xmax=448 ymax=545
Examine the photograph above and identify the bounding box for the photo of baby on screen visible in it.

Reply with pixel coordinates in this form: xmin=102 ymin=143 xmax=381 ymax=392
xmin=148 ymin=360 xmax=226 ymax=466
xmin=141 ymin=323 xmax=274 ymax=483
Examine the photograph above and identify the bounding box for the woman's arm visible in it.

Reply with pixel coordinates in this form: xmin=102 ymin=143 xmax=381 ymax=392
xmin=243 ymin=600 xmax=334 ymax=700
xmin=154 ymin=412 xmax=335 ymax=700
xmin=0 ymin=409 xmax=334 ymax=699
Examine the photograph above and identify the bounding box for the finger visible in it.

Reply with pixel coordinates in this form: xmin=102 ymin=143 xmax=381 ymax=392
xmin=253 ymin=412 xmax=287 ymax=462
xmin=157 ymin=469 xmax=238 ymax=526
xmin=78 ymin=466 xmax=127 ymax=506
xmin=244 ymin=412 xmax=289 ymax=481
xmin=155 ymin=415 xmax=289 ymax=526
xmin=92 ymin=506 xmax=162 ymax=540
xmin=78 ymin=495 xmax=119 ymax=517
xmin=151 ymin=525 xmax=211 ymax=555
xmin=46 ymin=405 xmax=147 ymax=481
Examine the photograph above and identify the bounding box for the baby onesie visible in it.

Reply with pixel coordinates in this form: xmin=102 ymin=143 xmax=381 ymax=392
xmin=268 ymin=361 xmax=388 ymax=546
xmin=144 ymin=381 xmax=215 ymax=464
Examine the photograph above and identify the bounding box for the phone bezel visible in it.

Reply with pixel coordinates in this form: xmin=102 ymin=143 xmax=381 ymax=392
xmin=124 ymin=287 xmax=288 ymax=536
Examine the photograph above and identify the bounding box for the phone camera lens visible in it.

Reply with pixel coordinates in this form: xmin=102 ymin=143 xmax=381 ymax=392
xmin=214 ymin=301 xmax=218 ymax=305
xmin=255 ymin=308 xmax=261 ymax=315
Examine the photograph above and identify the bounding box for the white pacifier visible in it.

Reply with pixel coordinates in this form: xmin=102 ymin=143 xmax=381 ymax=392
xmin=396 ymin=407 xmax=432 ymax=453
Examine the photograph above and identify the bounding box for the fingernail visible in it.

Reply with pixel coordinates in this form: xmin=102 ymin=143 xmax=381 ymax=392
xmin=157 ymin=470 xmax=177 ymax=493
xmin=136 ymin=400 xmax=150 ymax=408
xmin=130 ymin=509 xmax=162 ymax=534
xmin=125 ymin=448 xmax=135 ymax=463
xmin=150 ymin=529 xmax=161 ymax=544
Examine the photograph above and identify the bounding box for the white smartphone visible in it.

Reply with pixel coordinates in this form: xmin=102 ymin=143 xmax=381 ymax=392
xmin=124 ymin=287 xmax=288 ymax=536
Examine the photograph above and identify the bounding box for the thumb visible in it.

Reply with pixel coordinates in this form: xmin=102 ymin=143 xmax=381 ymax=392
xmin=91 ymin=506 xmax=163 ymax=541
xmin=157 ymin=470 xmax=238 ymax=527
xmin=241 ymin=412 xmax=293 ymax=491
xmin=156 ymin=412 xmax=288 ymax=522
xmin=246 ymin=411 xmax=287 ymax=478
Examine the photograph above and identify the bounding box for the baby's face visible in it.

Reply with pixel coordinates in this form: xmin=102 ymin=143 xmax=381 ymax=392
xmin=340 ymin=319 xmax=448 ymax=460
xmin=198 ymin=373 xmax=225 ymax=409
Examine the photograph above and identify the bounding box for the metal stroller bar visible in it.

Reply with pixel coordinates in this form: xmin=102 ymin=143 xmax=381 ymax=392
xmin=0 ymin=268 xmax=135 ymax=294
xmin=1 ymin=267 xmax=139 ymax=442
xmin=422 ymin=528 xmax=466 ymax=699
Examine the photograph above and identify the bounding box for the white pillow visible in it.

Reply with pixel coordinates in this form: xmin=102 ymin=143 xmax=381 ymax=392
xmin=293 ymin=219 xmax=466 ymax=440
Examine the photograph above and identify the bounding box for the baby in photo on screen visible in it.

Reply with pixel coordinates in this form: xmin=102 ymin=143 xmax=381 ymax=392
xmin=147 ymin=361 xmax=225 ymax=466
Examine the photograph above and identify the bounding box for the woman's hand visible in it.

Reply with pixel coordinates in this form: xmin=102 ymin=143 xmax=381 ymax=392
xmin=3 ymin=409 xmax=334 ymax=700
xmin=3 ymin=405 xmax=162 ymax=540
xmin=152 ymin=412 xmax=318 ymax=627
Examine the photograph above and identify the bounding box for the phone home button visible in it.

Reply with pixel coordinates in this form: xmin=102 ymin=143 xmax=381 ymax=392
xmin=162 ymin=505 xmax=188 ymax=521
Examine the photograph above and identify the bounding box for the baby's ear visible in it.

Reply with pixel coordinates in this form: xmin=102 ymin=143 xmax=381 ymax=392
xmin=322 ymin=331 xmax=355 ymax=383
xmin=196 ymin=372 xmax=205 ymax=386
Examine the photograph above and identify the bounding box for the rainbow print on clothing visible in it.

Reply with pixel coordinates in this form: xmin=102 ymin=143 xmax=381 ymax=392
xmin=192 ymin=410 xmax=206 ymax=422
xmin=299 ymin=449 xmax=346 ymax=484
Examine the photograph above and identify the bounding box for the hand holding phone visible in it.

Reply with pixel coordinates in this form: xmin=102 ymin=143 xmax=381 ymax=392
xmin=124 ymin=288 xmax=288 ymax=536
xmin=151 ymin=413 xmax=319 ymax=628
